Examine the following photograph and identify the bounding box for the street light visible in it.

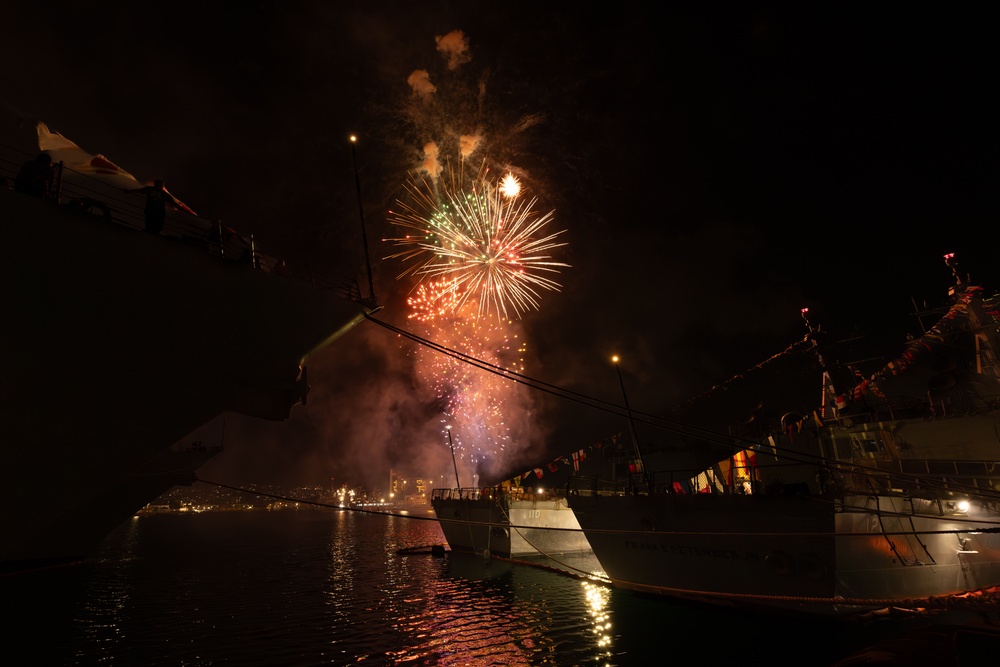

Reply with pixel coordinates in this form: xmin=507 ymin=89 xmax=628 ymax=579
xmin=446 ymin=425 xmax=462 ymax=489
xmin=612 ymin=355 xmax=650 ymax=492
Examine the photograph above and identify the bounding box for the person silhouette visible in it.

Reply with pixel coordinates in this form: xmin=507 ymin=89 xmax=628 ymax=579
xmin=15 ymin=153 xmax=55 ymax=198
xmin=123 ymin=179 xmax=183 ymax=234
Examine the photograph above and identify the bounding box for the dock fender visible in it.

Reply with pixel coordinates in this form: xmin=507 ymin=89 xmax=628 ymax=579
xmin=765 ymin=550 xmax=795 ymax=576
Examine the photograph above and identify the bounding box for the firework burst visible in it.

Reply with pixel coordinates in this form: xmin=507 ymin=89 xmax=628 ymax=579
xmin=411 ymin=296 xmax=528 ymax=466
xmin=386 ymin=167 xmax=569 ymax=321
xmin=406 ymin=278 xmax=463 ymax=323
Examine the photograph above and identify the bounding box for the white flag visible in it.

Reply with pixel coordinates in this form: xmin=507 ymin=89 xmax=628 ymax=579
xmin=36 ymin=121 xmax=197 ymax=216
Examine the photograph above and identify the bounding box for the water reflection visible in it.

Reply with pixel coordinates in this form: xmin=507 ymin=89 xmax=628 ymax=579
xmin=79 ymin=515 xmax=142 ymax=650
xmin=378 ymin=550 xmax=618 ymax=665
xmin=584 ymin=580 xmax=613 ymax=655
xmin=7 ymin=509 xmax=959 ymax=666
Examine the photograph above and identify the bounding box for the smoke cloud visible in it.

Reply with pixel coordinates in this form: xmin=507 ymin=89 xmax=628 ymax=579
xmin=421 ymin=141 xmax=442 ymax=178
xmin=435 ymin=30 xmax=472 ymax=70
xmin=406 ymin=69 xmax=437 ymax=99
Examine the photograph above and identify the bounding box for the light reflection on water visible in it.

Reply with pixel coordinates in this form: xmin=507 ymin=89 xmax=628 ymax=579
xmin=8 ymin=510 xmax=620 ymax=666
xmin=321 ymin=511 xmax=614 ymax=665
xmin=4 ymin=509 xmax=976 ymax=666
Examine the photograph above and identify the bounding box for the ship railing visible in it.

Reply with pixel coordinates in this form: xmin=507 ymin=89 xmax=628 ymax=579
xmin=431 ymin=487 xmax=495 ymax=501
xmin=431 ymin=486 xmax=567 ymax=503
xmin=567 ymin=475 xmax=626 ymax=496
xmin=571 ymin=455 xmax=1000 ymax=502
xmin=504 ymin=487 xmax=568 ymax=502
xmin=836 ymin=458 xmax=1000 ymax=499
xmin=569 ymin=458 xmax=829 ymax=497
xmin=835 ymin=395 xmax=928 ymax=422
xmin=1 ymin=143 xmax=365 ymax=304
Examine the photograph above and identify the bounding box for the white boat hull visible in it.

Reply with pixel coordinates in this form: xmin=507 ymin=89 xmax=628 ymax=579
xmin=432 ymin=489 xmax=593 ymax=558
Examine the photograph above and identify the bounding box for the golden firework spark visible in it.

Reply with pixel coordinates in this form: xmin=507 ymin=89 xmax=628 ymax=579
xmin=386 ymin=168 xmax=569 ymax=321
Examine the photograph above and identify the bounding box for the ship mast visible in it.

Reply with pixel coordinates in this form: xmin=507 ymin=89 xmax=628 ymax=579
xmin=612 ymin=355 xmax=650 ymax=493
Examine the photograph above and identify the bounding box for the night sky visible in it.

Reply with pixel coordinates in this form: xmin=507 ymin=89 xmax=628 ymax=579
xmin=3 ymin=3 xmax=996 ymax=491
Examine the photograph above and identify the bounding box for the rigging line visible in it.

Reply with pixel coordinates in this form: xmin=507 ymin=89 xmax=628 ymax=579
xmin=497 ymin=555 xmax=611 ymax=584
xmin=672 ymin=335 xmax=818 ymax=409
xmin=555 ymin=525 xmax=1000 ymax=538
xmin=369 ymin=313 xmax=770 ymax=450
xmin=365 ymin=313 xmax=816 ymax=448
xmin=366 ymin=313 xmax=622 ymax=410
xmin=495 ymin=497 xmax=591 ymax=575
xmin=367 ymin=312 xmax=824 ymax=465
xmin=363 ymin=315 xmax=1000 ymax=491
xmin=599 ymin=579 xmax=1000 ymax=613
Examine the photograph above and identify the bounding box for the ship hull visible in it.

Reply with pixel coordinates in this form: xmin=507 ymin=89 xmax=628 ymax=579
xmin=1 ymin=189 xmax=372 ymax=572
xmin=431 ymin=489 xmax=593 ymax=559
xmin=565 ymin=277 xmax=1000 ymax=617
xmin=568 ymin=489 xmax=1000 ymax=615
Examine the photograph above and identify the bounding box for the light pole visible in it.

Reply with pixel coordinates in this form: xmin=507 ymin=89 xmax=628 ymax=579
xmin=613 ymin=355 xmax=649 ymax=492
xmin=349 ymin=135 xmax=376 ymax=305
xmin=446 ymin=426 xmax=462 ymax=489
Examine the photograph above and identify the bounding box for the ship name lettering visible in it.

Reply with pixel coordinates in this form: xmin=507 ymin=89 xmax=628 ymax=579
xmin=624 ymin=540 xmax=660 ymax=551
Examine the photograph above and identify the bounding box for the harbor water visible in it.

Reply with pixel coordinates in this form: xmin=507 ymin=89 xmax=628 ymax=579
xmin=4 ymin=508 xmax=995 ymax=666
